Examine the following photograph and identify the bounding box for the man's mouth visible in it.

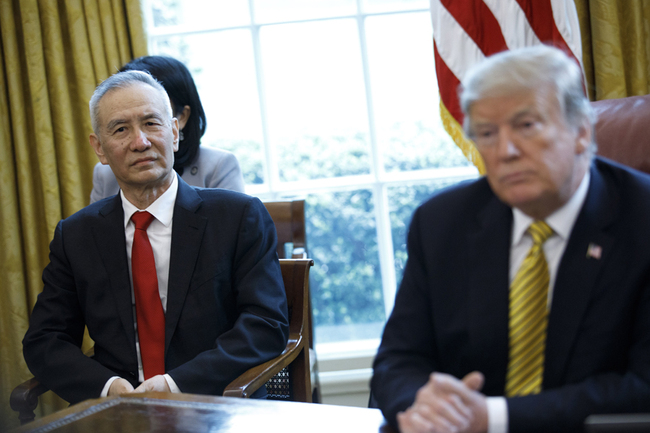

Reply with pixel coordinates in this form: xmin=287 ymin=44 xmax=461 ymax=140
xmin=132 ymin=156 xmax=156 ymax=166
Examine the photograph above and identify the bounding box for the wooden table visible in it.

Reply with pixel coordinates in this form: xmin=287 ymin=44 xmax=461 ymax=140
xmin=17 ymin=392 xmax=397 ymax=432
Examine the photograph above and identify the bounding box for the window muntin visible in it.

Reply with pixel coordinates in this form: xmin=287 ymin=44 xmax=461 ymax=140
xmin=143 ymin=0 xmax=478 ymax=349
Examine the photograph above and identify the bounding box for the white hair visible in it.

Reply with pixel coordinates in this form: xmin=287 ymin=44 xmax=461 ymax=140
xmin=89 ymin=70 xmax=172 ymax=134
xmin=460 ymin=45 xmax=595 ymax=142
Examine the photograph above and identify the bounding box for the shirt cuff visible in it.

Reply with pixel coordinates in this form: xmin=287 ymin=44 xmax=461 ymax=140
xmin=101 ymin=376 xmax=121 ymax=397
xmin=486 ymin=396 xmax=508 ymax=433
xmin=164 ymin=374 xmax=181 ymax=393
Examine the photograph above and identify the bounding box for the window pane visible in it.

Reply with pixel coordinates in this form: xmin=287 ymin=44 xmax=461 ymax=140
xmin=388 ymin=180 xmax=463 ymax=286
xmin=362 ymin=0 xmax=429 ymax=13
xmin=253 ymin=0 xmax=356 ymax=24
xmin=151 ymin=0 xmax=250 ymax=28
xmin=365 ymin=12 xmax=470 ymax=172
xmin=261 ymin=20 xmax=372 ymax=182
xmin=151 ymin=30 xmax=266 ymax=184
xmin=306 ymin=190 xmax=386 ymax=344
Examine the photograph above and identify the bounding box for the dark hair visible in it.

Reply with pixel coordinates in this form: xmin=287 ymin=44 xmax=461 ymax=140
xmin=120 ymin=56 xmax=207 ymax=174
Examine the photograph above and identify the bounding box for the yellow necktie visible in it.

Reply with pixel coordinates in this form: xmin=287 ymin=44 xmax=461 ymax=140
xmin=505 ymin=220 xmax=554 ymax=397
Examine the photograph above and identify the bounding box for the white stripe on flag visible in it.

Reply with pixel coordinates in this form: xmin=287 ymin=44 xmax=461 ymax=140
xmin=483 ymin=0 xmax=541 ymax=50
xmin=430 ymin=0 xmax=486 ymax=82
xmin=550 ymin=0 xmax=583 ymax=63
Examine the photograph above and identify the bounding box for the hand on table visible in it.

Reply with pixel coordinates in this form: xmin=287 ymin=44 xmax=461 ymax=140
xmin=107 ymin=378 xmax=135 ymax=396
xmin=132 ymin=375 xmax=171 ymax=393
xmin=397 ymin=371 xmax=488 ymax=433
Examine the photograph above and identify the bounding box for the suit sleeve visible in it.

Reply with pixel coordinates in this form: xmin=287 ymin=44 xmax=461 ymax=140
xmin=167 ymin=197 xmax=289 ymax=395
xmin=90 ymin=162 xmax=106 ymax=204
xmin=371 ymin=206 xmax=440 ymax=428
xmin=207 ymin=151 xmax=245 ymax=193
xmin=22 ymin=221 xmax=124 ymax=403
xmin=90 ymin=163 xmax=121 ymax=204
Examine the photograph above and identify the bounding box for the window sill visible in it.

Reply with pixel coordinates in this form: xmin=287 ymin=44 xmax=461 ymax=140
xmin=315 ymin=339 xmax=379 ymax=407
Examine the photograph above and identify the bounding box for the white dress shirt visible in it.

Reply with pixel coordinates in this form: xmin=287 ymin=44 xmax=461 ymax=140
xmin=486 ymin=171 xmax=591 ymax=433
xmin=101 ymin=175 xmax=182 ymax=396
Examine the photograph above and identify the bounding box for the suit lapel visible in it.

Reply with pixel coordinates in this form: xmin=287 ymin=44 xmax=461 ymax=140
xmin=466 ymin=192 xmax=513 ymax=394
xmin=544 ymin=163 xmax=617 ymax=388
xmin=94 ymin=195 xmax=136 ymax=350
xmin=165 ymin=178 xmax=207 ymax=351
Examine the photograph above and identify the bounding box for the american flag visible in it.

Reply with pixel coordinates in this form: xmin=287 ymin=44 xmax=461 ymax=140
xmin=586 ymin=243 xmax=602 ymax=260
xmin=430 ymin=0 xmax=584 ymax=173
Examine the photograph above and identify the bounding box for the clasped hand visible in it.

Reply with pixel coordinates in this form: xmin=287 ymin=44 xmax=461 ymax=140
xmin=107 ymin=375 xmax=171 ymax=396
xmin=397 ymin=371 xmax=488 ymax=433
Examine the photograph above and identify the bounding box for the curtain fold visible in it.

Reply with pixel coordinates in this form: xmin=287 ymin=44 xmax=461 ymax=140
xmin=0 ymin=1 xmax=146 ymax=429
xmin=576 ymin=0 xmax=650 ymax=100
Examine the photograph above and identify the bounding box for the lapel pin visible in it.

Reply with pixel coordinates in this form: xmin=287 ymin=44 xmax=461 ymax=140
xmin=586 ymin=243 xmax=602 ymax=260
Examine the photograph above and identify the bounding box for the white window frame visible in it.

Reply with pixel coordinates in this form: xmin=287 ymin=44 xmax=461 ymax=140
xmin=142 ymin=1 xmax=478 ymax=401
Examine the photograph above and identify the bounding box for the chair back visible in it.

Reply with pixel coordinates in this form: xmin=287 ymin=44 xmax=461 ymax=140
xmin=592 ymin=94 xmax=650 ymax=174
xmin=263 ymin=200 xmax=307 ymax=258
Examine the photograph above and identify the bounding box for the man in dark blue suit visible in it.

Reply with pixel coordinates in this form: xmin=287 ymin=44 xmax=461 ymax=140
xmin=371 ymin=45 xmax=650 ymax=433
xmin=23 ymin=70 xmax=289 ymax=404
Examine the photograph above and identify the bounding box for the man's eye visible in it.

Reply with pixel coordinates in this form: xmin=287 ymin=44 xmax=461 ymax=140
xmin=113 ymin=127 xmax=126 ymax=134
xmin=475 ymin=129 xmax=495 ymax=140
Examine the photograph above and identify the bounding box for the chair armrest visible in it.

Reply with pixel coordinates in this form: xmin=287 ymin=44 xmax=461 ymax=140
xmin=10 ymin=346 xmax=94 ymax=424
xmin=10 ymin=377 xmax=49 ymax=424
xmin=223 ymin=333 xmax=304 ymax=398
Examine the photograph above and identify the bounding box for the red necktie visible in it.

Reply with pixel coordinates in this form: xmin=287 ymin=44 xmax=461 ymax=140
xmin=131 ymin=211 xmax=165 ymax=379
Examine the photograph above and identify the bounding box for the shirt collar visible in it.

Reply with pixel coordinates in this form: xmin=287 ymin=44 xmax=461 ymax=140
xmin=121 ymin=174 xmax=179 ymax=229
xmin=511 ymin=170 xmax=591 ymax=245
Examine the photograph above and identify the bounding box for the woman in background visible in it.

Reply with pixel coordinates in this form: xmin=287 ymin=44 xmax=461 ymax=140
xmin=90 ymin=56 xmax=245 ymax=203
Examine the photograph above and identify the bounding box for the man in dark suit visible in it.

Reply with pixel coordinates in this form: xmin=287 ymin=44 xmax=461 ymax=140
xmin=23 ymin=70 xmax=289 ymax=404
xmin=371 ymin=45 xmax=650 ymax=433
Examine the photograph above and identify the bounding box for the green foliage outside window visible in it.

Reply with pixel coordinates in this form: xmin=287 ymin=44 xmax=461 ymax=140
xmin=213 ymin=128 xmax=471 ymax=341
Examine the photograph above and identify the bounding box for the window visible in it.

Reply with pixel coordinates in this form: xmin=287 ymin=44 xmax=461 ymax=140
xmin=143 ymin=0 xmax=478 ymax=353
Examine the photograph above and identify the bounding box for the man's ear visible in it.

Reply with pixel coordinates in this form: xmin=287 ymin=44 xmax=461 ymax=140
xmin=575 ymin=117 xmax=592 ymax=155
xmin=172 ymin=118 xmax=180 ymax=152
xmin=90 ymin=133 xmax=109 ymax=165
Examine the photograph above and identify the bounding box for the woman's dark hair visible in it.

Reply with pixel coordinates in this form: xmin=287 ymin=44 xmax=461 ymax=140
xmin=119 ymin=56 xmax=207 ymax=175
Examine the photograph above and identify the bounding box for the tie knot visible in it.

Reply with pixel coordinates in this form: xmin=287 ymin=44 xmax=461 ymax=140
xmin=528 ymin=220 xmax=553 ymax=245
xmin=131 ymin=211 xmax=155 ymax=230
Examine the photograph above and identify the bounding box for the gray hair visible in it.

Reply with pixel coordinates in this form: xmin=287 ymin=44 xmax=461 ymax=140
xmin=460 ymin=45 xmax=595 ymax=140
xmin=89 ymin=70 xmax=172 ymax=134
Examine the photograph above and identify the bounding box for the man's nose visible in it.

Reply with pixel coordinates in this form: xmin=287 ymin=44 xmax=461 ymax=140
xmin=131 ymin=129 xmax=152 ymax=151
xmin=496 ymin=128 xmax=520 ymax=159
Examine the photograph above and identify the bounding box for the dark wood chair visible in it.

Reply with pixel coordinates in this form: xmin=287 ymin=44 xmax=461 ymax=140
xmin=224 ymin=259 xmax=314 ymax=401
xmin=592 ymin=94 xmax=650 ymax=174
xmin=262 ymin=200 xmax=322 ymax=403
xmin=263 ymin=200 xmax=307 ymax=259
xmin=10 ymin=259 xmax=314 ymax=424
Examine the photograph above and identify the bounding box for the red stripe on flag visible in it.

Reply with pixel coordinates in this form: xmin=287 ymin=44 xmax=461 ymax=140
xmin=434 ymin=40 xmax=464 ymax=125
xmin=515 ymin=0 xmax=571 ymax=55
xmin=441 ymin=0 xmax=508 ymax=56
xmin=515 ymin=0 xmax=584 ymax=91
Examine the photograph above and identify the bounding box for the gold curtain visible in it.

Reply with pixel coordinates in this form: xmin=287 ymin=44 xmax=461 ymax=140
xmin=576 ymin=0 xmax=650 ymax=100
xmin=0 ymin=0 xmax=146 ymax=429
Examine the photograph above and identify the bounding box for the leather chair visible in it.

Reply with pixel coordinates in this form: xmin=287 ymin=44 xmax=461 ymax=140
xmin=592 ymin=94 xmax=650 ymax=174
xmin=11 ymin=259 xmax=314 ymax=424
